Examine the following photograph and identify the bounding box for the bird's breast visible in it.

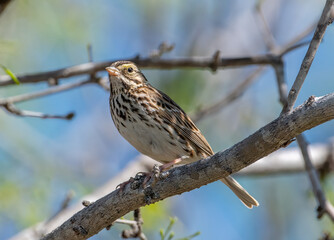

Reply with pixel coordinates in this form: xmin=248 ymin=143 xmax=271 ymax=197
xmin=109 ymin=94 xmax=200 ymax=164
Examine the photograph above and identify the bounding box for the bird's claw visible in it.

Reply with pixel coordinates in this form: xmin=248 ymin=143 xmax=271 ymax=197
xmin=116 ymin=177 xmax=135 ymax=193
xmin=116 ymin=164 xmax=171 ymax=193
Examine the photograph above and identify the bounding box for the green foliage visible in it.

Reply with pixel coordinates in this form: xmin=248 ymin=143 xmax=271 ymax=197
xmin=0 ymin=65 xmax=19 ymax=84
xmin=160 ymin=217 xmax=200 ymax=240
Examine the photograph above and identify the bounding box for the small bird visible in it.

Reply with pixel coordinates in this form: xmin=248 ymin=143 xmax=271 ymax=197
xmin=106 ymin=61 xmax=259 ymax=208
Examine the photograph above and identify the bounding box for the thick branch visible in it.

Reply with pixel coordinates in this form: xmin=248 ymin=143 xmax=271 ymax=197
xmin=10 ymin=140 xmax=334 ymax=240
xmin=42 ymin=93 xmax=334 ymax=240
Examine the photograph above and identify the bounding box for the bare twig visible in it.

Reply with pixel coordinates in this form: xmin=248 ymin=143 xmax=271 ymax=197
xmin=278 ymin=23 xmax=317 ymax=55
xmin=283 ymin=0 xmax=334 ymax=113
xmin=192 ymin=67 xmax=265 ymax=122
xmin=121 ymin=209 xmax=147 ymax=240
xmin=296 ymin=135 xmax=334 ymax=221
xmin=273 ymin=60 xmax=288 ymax=107
xmin=114 ymin=219 xmax=138 ymax=226
xmin=255 ymin=3 xmax=276 ymax=51
xmin=2 ymin=103 xmax=74 ymax=120
xmin=0 ymin=78 xmax=98 ymax=119
xmin=87 ymin=43 xmax=98 ymax=82
xmin=87 ymin=44 xmax=93 ymax=63
xmin=0 ymin=78 xmax=93 ymax=105
xmin=0 ymin=55 xmax=283 ymax=86
xmin=279 ymin=40 xmax=312 ymax=56
xmin=150 ymin=42 xmax=175 ymax=58
xmin=210 ymin=50 xmax=221 ymax=72
xmin=46 ymin=191 xmax=75 ymax=224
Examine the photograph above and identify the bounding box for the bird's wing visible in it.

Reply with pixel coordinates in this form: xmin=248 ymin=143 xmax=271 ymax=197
xmin=149 ymin=87 xmax=214 ymax=157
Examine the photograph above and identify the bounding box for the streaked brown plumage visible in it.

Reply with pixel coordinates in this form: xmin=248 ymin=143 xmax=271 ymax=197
xmin=106 ymin=61 xmax=259 ymax=208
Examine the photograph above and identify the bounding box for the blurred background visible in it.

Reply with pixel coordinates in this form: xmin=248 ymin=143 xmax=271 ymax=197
xmin=0 ymin=0 xmax=334 ymax=239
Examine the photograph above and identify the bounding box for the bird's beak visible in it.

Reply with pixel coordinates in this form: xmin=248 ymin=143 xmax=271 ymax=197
xmin=106 ymin=67 xmax=120 ymax=77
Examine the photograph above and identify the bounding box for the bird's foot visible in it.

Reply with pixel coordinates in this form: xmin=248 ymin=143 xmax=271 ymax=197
xmin=116 ymin=177 xmax=135 ymax=193
xmin=116 ymin=157 xmax=186 ymax=192
xmin=142 ymin=164 xmax=161 ymax=187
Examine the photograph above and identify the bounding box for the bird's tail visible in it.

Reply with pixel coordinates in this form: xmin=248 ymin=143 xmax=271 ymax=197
xmin=220 ymin=176 xmax=259 ymax=209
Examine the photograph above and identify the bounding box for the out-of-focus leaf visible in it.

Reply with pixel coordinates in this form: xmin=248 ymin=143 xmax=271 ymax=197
xmin=0 ymin=65 xmax=20 ymax=85
xmin=176 ymin=231 xmax=201 ymax=240
xmin=165 ymin=217 xmax=176 ymax=238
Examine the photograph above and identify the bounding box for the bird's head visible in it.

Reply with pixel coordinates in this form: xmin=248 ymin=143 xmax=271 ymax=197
xmin=106 ymin=61 xmax=147 ymax=92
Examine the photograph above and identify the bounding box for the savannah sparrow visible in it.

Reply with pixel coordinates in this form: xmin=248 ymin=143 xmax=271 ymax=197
xmin=106 ymin=61 xmax=259 ymax=208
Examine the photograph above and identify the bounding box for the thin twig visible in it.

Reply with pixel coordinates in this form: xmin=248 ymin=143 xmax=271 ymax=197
xmin=277 ymin=23 xmax=317 ymax=55
xmin=296 ymin=135 xmax=334 ymax=221
xmin=150 ymin=42 xmax=175 ymax=58
xmin=255 ymin=3 xmax=276 ymax=51
xmin=192 ymin=67 xmax=265 ymax=122
xmin=87 ymin=44 xmax=93 ymax=63
xmin=0 ymin=78 xmax=95 ymax=120
xmin=46 ymin=191 xmax=75 ymax=224
xmin=2 ymin=103 xmax=74 ymax=120
xmin=279 ymin=40 xmax=312 ymax=56
xmin=0 ymin=78 xmax=92 ymax=105
xmin=114 ymin=219 xmax=138 ymax=226
xmin=273 ymin=60 xmax=288 ymax=107
xmin=121 ymin=209 xmax=147 ymax=240
xmin=283 ymin=0 xmax=334 ymax=113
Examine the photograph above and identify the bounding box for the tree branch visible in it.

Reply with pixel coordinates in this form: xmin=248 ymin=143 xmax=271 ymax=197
xmin=0 ymin=55 xmax=283 ymax=86
xmin=271 ymin=0 xmax=334 ymax=222
xmin=0 ymin=78 xmax=96 ymax=119
xmin=10 ymin=140 xmax=334 ymax=240
xmin=0 ymin=78 xmax=93 ymax=104
xmin=283 ymin=0 xmax=334 ymax=112
xmin=2 ymin=103 xmax=74 ymax=120
xmin=296 ymin=135 xmax=334 ymax=221
xmin=41 ymin=93 xmax=334 ymax=240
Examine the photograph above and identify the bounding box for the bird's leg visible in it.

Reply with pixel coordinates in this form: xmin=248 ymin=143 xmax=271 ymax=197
xmin=143 ymin=156 xmax=188 ymax=186
xmin=159 ymin=157 xmax=184 ymax=171
xmin=117 ymin=157 xmax=189 ymax=191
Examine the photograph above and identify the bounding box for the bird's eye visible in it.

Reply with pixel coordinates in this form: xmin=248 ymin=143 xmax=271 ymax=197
xmin=127 ymin=67 xmax=133 ymax=73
